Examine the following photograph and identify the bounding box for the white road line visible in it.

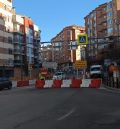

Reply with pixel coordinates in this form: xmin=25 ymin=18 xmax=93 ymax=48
xmin=58 ymin=108 xmax=76 ymax=121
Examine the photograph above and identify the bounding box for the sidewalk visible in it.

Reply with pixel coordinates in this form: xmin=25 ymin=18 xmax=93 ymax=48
xmin=102 ymin=84 xmax=120 ymax=92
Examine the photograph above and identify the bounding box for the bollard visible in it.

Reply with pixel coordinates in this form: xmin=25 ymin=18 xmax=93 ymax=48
xmin=113 ymin=71 xmax=119 ymax=88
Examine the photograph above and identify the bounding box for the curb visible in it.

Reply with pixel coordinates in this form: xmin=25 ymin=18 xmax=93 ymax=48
xmin=103 ymin=84 xmax=120 ymax=92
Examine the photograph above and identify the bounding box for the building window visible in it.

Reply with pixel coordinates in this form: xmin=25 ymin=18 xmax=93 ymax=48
xmin=103 ymin=23 xmax=107 ymax=26
xmin=103 ymin=7 xmax=107 ymax=11
xmin=107 ymin=12 xmax=112 ymax=17
xmin=26 ymin=37 xmax=29 ymax=43
xmin=104 ymin=15 xmax=107 ymax=19
xmin=107 ymin=19 xmax=113 ymax=25
xmin=29 ymin=28 xmax=33 ymax=36
xmin=8 ymin=37 xmax=12 ymax=43
xmin=13 ymin=24 xmax=17 ymax=31
xmin=0 ymin=36 xmax=4 ymax=42
xmin=19 ymin=35 xmax=24 ymax=43
xmin=107 ymin=27 xmax=113 ymax=34
xmin=107 ymin=2 xmax=112 ymax=10
xmin=3 ymin=4 xmax=7 ymax=10
xmin=67 ymin=30 xmax=71 ymax=38
xmin=0 ymin=24 xmax=5 ymax=31
xmin=29 ymin=38 xmax=33 ymax=44
xmin=8 ymin=48 xmax=13 ymax=55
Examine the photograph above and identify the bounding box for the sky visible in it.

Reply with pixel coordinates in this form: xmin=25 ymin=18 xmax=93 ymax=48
xmin=13 ymin=0 xmax=109 ymax=42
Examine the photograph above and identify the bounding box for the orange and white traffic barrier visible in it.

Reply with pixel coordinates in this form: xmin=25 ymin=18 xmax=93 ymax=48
xmin=12 ymin=81 xmax=17 ymax=88
xmin=29 ymin=80 xmax=36 ymax=86
xmin=52 ymin=80 xmax=63 ymax=88
xmin=13 ymin=78 xmax=102 ymax=89
xmin=17 ymin=80 xmax=29 ymax=87
xmin=89 ymin=79 xmax=102 ymax=88
xmin=35 ymin=80 xmax=45 ymax=89
xmin=81 ymin=79 xmax=91 ymax=87
xmin=44 ymin=80 xmax=53 ymax=88
xmin=70 ymin=79 xmax=82 ymax=88
xmin=61 ymin=80 xmax=71 ymax=88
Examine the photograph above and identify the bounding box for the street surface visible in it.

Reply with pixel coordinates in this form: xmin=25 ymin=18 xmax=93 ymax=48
xmin=0 ymin=86 xmax=120 ymax=129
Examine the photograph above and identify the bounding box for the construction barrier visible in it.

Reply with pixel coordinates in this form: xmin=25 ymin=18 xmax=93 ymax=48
xmin=89 ymin=79 xmax=102 ymax=88
xmin=12 ymin=81 xmax=17 ymax=88
xmin=35 ymin=80 xmax=45 ymax=89
xmin=12 ymin=78 xmax=102 ymax=89
xmin=17 ymin=80 xmax=29 ymax=87
xmin=70 ymin=79 xmax=82 ymax=88
xmin=44 ymin=80 xmax=53 ymax=88
xmin=29 ymin=80 xmax=36 ymax=86
xmin=52 ymin=80 xmax=63 ymax=88
xmin=61 ymin=80 xmax=71 ymax=88
xmin=81 ymin=79 xmax=91 ymax=87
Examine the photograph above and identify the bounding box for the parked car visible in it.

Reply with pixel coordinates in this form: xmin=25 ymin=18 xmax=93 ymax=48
xmin=0 ymin=77 xmax=12 ymax=90
xmin=90 ymin=65 xmax=103 ymax=78
xmin=53 ymin=72 xmax=66 ymax=80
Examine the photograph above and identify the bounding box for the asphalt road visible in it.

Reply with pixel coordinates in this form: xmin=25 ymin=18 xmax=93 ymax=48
xmin=0 ymin=86 xmax=120 ymax=129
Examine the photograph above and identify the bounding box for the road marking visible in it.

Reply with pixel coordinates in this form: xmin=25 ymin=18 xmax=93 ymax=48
xmin=58 ymin=108 xmax=75 ymax=121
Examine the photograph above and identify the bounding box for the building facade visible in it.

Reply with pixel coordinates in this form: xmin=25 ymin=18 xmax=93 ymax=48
xmin=0 ymin=0 xmax=14 ymax=77
xmin=34 ymin=24 xmax=41 ymax=68
xmin=40 ymin=45 xmax=52 ymax=62
xmin=85 ymin=0 xmax=120 ymax=64
xmin=12 ymin=14 xmax=41 ymax=78
xmin=0 ymin=0 xmax=41 ymax=78
xmin=51 ymin=25 xmax=85 ymax=66
xmin=12 ymin=13 xmax=25 ymax=78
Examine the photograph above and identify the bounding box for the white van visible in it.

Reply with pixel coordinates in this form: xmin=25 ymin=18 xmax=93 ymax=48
xmin=53 ymin=72 xmax=66 ymax=80
xmin=90 ymin=65 xmax=103 ymax=78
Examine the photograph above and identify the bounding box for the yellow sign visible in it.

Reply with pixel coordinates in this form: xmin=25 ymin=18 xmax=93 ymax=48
xmin=75 ymin=60 xmax=87 ymax=69
xmin=77 ymin=34 xmax=88 ymax=45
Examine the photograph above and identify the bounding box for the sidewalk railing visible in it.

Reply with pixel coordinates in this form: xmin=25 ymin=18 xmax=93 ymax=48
xmin=103 ymin=76 xmax=120 ymax=88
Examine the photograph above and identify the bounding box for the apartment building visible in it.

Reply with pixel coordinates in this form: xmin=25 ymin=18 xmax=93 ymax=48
xmin=85 ymin=0 xmax=120 ymax=64
xmin=12 ymin=14 xmax=41 ymax=77
xmin=34 ymin=24 xmax=41 ymax=68
xmin=0 ymin=0 xmax=14 ymax=77
xmin=111 ymin=0 xmax=120 ymax=38
xmin=0 ymin=0 xmax=41 ymax=78
xmin=12 ymin=13 xmax=25 ymax=78
xmin=40 ymin=45 xmax=52 ymax=62
xmin=51 ymin=25 xmax=85 ymax=66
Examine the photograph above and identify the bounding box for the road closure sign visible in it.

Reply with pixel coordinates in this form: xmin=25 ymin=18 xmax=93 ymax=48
xmin=77 ymin=34 xmax=88 ymax=45
xmin=74 ymin=60 xmax=87 ymax=69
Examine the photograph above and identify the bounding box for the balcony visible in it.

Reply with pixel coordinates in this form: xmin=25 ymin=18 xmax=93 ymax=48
xmin=14 ymin=60 xmax=22 ymax=66
xmin=34 ymin=55 xmax=39 ymax=58
xmin=13 ymin=39 xmax=23 ymax=44
xmin=13 ymin=38 xmax=20 ymax=44
xmin=97 ymin=18 xmax=107 ymax=25
xmin=98 ymin=12 xmax=106 ymax=18
xmin=13 ymin=29 xmax=24 ymax=35
xmin=98 ymin=26 xmax=107 ymax=32
xmin=14 ymin=49 xmax=21 ymax=55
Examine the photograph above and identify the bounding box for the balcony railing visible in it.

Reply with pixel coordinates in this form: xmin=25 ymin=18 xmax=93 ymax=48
xmin=13 ymin=29 xmax=24 ymax=34
xmin=14 ymin=49 xmax=21 ymax=54
xmin=14 ymin=60 xmax=22 ymax=66
xmin=13 ymin=38 xmax=23 ymax=44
